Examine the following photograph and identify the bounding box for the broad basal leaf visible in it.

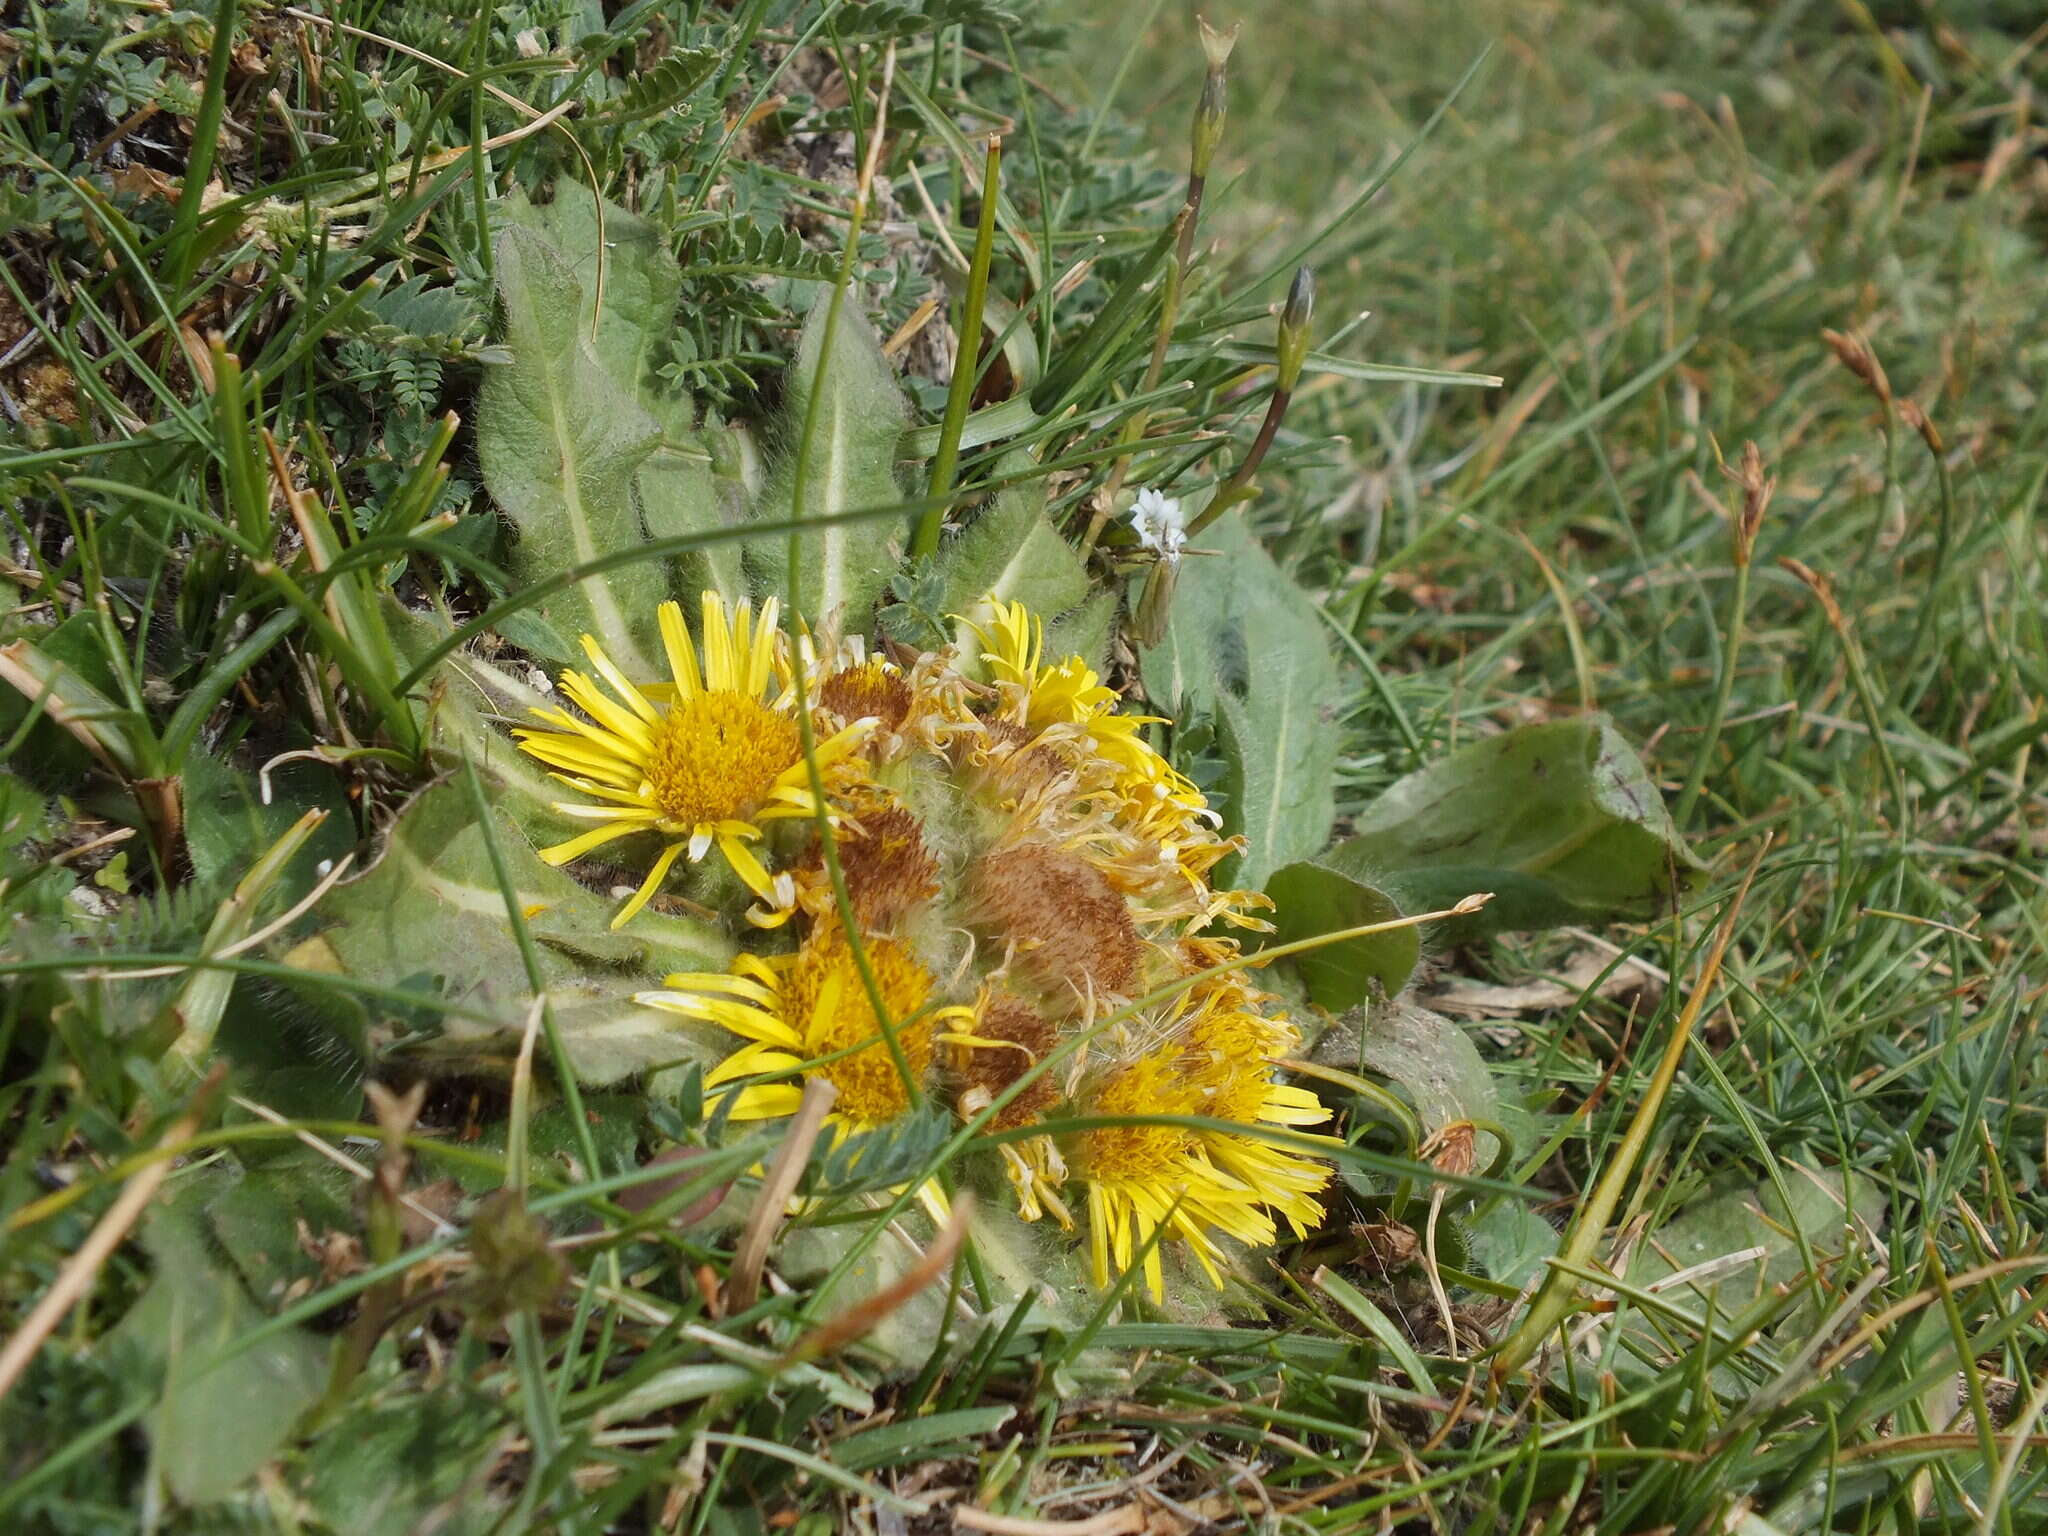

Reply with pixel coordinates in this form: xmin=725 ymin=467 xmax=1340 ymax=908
xmin=299 ymin=1382 xmax=506 ymax=1535
xmin=507 ymin=184 xmax=743 ymax=603
xmin=1315 ymin=1000 xmax=1509 ymax=1183
xmin=1464 ymin=1200 xmax=1559 ymax=1293
xmin=756 ymin=300 xmax=910 ymax=631
xmin=111 ymin=1186 xmax=327 ymax=1505
xmin=1616 ymin=1164 xmax=1881 ymax=1392
xmin=1140 ymin=521 xmax=1341 ymax=886
xmin=182 ymin=748 xmax=354 ymax=906
xmin=298 ymin=778 xmax=730 ymax=1085
xmin=478 ymin=215 xmax=664 ymax=673
xmin=1348 ymin=1000 xmax=1503 ymax=1145
xmin=1332 ymin=715 xmax=1703 ymax=938
xmin=1264 ymin=859 xmax=1418 ymax=1010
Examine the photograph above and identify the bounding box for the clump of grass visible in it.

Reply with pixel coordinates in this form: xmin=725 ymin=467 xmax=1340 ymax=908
xmin=4 ymin=0 xmax=2046 ymax=1529
xmin=1062 ymin=0 xmax=2048 ymax=1526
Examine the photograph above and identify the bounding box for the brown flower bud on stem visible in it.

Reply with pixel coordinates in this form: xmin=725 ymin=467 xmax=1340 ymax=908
xmin=1420 ymin=1120 xmax=1478 ymax=1180
xmin=1897 ymin=398 xmax=1943 ymax=455
xmin=465 ymin=1187 xmax=568 ymax=1328
xmin=1728 ymin=439 xmax=1776 ymax=568
xmin=1821 ymin=328 xmax=1893 ymax=411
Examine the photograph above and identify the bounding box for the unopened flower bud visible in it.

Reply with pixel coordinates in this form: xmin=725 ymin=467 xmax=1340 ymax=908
xmin=1191 ymin=70 xmax=1228 ymax=181
xmin=1189 ymin=17 xmax=1239 ymax=183
xmin=1821 ymin=328 xmax=1892 ymax=409
xmin=1276 ymin=265 xmax=1314 ymax=393
xmin=1197 ymin=15 xmax=1239 ymax=70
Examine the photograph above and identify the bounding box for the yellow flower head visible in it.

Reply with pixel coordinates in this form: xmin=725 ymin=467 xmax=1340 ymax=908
xmin=1058 ymin=955 xmax=1335 ymax=1299
xmin=972 ymin=598 xmax=1160 ymax=770
xmin=520 ymin=589 xmax=1334 ymax=1300
xmin=962 ymin=597 xmax=1262 ymax=929
xmin=949 ymin=990 xmax=1073 ymax=1228
xmin=514 ymin=593 xmax=871 ymax=929
xmin=1071 ymin=1047 xmax=1277 ymax=1300
xmin=640 ymin=926 xmax=972 ymax=1134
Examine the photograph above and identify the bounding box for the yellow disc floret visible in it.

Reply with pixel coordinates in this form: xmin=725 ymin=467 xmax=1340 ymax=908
xmin=645 ymin=691 xmax=803 ymax=828
xmin=780 ymin=932 xmax=937 ymax=1125
xmin=513 ymin=592 xmax=872 ymax=929
xmin=640 ymin=927 xmax=972 ymax=1136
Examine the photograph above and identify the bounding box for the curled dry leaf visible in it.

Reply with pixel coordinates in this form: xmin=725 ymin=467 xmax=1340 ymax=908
xmin=614 ymin=1146 xmax=733 ymax=1228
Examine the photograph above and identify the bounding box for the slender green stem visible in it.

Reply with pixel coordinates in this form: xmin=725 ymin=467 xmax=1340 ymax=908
xmin=166 ymin=0 xmax=241 ymax=299
xmin=915 ymin=134 xmax=1003 ymax=560
xmin=1085 ymin=257 xmax=1184 ymax=557
xmin=1493 ymin=846 xmax=1766 ymax=1382
xmin=1898 ymin=431 xmax=1957 ymax=710
xmin=1673 ymin=559 xmax=1752 ymax=829
xmin=1836 ymin=604 xmax=1914 ymax=827
xmin=1184 ymin=385 xmax=1290 ymax=537
xmin=783 ymin=44 xmax=921 ymax=1110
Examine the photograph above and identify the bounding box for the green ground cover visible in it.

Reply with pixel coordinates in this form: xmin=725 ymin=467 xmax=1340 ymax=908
xmin=2 ymin=0 xmax=2044 ymax=1529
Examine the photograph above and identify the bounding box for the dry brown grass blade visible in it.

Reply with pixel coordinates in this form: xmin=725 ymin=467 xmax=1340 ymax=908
xmin=953 ymin=1502 xmax=1159 ymax=1534
xmin=0 ymin=1066 xmax=225 ymax=1404
xmin=779 ymin=1191 xmax=975 ymax=1368
xmin=725 ymin=1077 xmax=836 ymax=1313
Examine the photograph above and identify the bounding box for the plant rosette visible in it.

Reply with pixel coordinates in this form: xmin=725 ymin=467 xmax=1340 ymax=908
xmin=512 ymin=588 xmax=1338 ymax=1301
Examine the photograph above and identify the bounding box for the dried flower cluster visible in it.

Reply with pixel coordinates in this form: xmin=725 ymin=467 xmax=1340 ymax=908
xmin=515 ymin=592 xmax=1335 ymax=1297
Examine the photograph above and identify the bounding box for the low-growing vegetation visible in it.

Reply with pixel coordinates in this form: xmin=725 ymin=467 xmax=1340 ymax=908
xmin=2 ymin=0 xmax=2043 ymax=1530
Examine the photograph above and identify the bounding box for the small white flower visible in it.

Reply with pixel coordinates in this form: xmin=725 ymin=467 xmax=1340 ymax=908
xmin=1128 ymin=487 xmax=1187 ymax=559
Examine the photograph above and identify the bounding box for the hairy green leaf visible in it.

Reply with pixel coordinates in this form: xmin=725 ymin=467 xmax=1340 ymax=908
xmin=933 ymin=473 xmax=1089 ymax=668
xmin=1045 ymin=589 xmax=1115 ymax=675
xmin=513 ymin=184 xmax=743 ymax=606
xmin=112 ymin=1189 xmax=326 ymax=1505
xmin=1350 ymin=1001 xmax=1503 ymax=1144
xmin=1314 ymin=1000 xmax=1507 ymax=1189
xmin=304 ymin=779 xmax=730 ymax=1085
xmin=1140 ymin=521 xmax=1341 ymax=886
xmin=478 ymin=211 xmax=664 ymax=672
xmin=299 ymin=1384 xmax=506 ymax=1534
xmin=1334 ymin=715 xmax=1703 ymax=937
xmin=756 ymin=301 xmax=910 ymax=630
xmin=182 ymin=749 xmax=354 ymax=906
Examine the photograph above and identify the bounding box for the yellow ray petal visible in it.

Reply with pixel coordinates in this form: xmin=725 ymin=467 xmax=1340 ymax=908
xmin=580 ymin=633 xmax=659 ymax=724
xmin=612 ymin=838 xmax=688 ymax=929
xmin=658 ymin=599 xmax=701 ymax=698
xmin=538 ymin=820 xmax=650 ymax=865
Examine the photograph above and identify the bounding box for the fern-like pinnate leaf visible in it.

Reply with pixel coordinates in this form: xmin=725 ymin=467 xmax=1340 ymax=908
xmin=590 ymin=48 xmax=721 ymax=125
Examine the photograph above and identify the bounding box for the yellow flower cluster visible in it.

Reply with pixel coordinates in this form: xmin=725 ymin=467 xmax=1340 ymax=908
xmin=515 ymin=591 xmax=1335 ymax=1299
